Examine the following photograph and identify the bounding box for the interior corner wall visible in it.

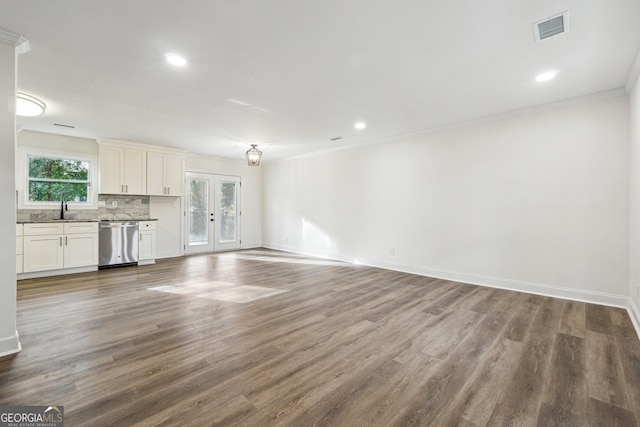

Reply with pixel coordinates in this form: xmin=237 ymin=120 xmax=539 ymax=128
xmin=263 ymin=95 xmax=630 ymax=305
xmin=629 ymin=74 xmax=640 ymax=321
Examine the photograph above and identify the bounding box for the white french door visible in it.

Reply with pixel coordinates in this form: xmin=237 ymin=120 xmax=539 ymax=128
xmin=185 ymin=173 xmax=241 ymax=253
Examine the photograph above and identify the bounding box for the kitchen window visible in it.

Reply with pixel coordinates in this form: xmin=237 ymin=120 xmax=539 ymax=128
xmin=19 ymin=148 xmax=98 ymax=208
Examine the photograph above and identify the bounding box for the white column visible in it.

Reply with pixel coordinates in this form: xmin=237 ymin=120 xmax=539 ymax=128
xmin=0 ymin=28 xmax=27 ymax=357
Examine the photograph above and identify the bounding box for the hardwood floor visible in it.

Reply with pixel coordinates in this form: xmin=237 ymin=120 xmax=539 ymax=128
xmin=1 ymin=249 xmax=640 ymax=426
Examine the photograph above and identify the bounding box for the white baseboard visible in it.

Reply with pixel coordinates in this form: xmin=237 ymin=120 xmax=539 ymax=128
xmin=0 ymin=331 xmax=21 ymax=358
xmin=368 ymin=259 xmax=629 ymax=309
xmin=241 ymin=241 xmax=264 ymax=250
xmin=18 ymin=265 xmax=97 ymax=280
xmin=262 ymin=243 xmax=631 ymax=310
xmin=629 ymin=299 xmax=640 ymax=340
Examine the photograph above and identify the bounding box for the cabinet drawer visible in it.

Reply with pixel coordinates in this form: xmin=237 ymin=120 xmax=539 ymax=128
xmin=24 ymin=223 xmax=64 ymax=236
xmin=139 ymin=221 xmax=156 ymax=231
xmin=64 ymin=222 xmax=99 ymax=234
xmin=16 ymin=224 xmax=23 ymax=237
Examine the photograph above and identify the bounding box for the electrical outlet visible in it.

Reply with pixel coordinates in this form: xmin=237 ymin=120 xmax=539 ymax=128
xmin=111 ymin=201 xmax=117 ymax=208
xmin=98 ymin=201 xmax=106 ymax=208
xmin=389 ymin=248 xmax=395 ymax=256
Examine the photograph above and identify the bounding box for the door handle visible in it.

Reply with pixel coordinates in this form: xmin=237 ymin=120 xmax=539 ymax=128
xmin=59 ymin=237 xmax=63 ymax=246
xmin=167 ymin=187 xmax=170 ymax=195
xmin=65 ymin=236 xmax=68 ymax=246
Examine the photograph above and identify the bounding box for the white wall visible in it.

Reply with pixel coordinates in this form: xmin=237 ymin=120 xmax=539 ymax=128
xmin=185 ymin=153 xmax=262 ymax=248
xmin=629 ymin=71 xmax=640 ymax=323
xmin=150 ymin=196 xmax=183 ymax=258
xmin=263 ymin=95 xmax=630 ymax=305
xmin=18 ymin=129 xmax=98 ymax=155
xmin=0 ymin=34 xmax=20 ymax=356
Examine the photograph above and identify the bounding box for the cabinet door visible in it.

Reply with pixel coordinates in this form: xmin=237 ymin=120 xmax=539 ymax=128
xmin=99 ymin=145 xmax=124 ymax=194
xmin=64 ymin=233 xmax=99 ymax=268
xmin=16 ymin=224 xmax=23 ymax=274
xmin=24 ymin=235 xmax=64 ymax=272
xmin=138 ymin=230 xmax=156 ymax=261
xmin=164 ymin=154 xmax=184 ymax=196
xmin=146 ymin=151 xmax=165 ymax=196
xmin=123 ymin=148 xmax=147 ymax=194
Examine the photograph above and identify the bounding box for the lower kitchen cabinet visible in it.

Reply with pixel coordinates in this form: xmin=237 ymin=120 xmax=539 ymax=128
xmin=22 ymin=222 xmax=98 ymax=274
xmin=16 ymin=224 xmax=23 ymax=274
xmin=23 ymin=223 xmax=65 ymax=273
xmin=138 ymin=221 xmax=157 ymax=264
xmin=64 ymin=233 xmax=99 ymax=268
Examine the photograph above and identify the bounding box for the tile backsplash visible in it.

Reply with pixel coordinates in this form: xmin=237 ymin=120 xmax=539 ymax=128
xmin=17 ymin=194 xmax=151 ymax=221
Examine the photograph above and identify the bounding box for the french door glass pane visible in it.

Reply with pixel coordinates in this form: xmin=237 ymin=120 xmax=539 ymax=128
xmin=219 ymin=182 xmax=237 ymax=243
xmin=189 ymin=179 xmax=209 ymax=246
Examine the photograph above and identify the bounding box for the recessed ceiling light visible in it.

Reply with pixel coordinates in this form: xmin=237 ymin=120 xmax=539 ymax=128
xmin=535 ymin=71 xmax=558 ymax=82
xmin=355 ymin=122 xmax=366 ymax=130
xmin=16 ymin=92 xmax=46 ymax=116
xmin=165 ymin=53 xmax=187 ymax=67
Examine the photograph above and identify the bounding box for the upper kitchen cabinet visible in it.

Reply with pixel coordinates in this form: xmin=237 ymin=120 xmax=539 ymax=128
xmin=99 ymin=143 xmax=146 ymax=195
xmin=147 ymin=150 xmax=184 ymax=196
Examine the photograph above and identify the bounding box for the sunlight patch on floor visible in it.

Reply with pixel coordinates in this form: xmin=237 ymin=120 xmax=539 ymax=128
xmin=148 ymin=281 xmax=288 ymax=303
xmin=230 ymin=252 xmax=346 ymax=267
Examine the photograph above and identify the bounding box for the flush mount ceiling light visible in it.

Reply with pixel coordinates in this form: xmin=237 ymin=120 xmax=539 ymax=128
xmin=355 ymin=122 xmax=366 ymax=130
xmin=16 ymin=92 xmax=46 ymax=117
xmin=535 ymin=71 xmax=558 ymax=82
xmin=246 ymin=144 xmax=263 ymax=166
xmin=164 ymin=53 xmax=187 ymax=67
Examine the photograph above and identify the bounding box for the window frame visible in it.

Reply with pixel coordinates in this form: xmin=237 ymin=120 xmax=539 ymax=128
xmin=18 ymin=147 xmax=98 ymax=210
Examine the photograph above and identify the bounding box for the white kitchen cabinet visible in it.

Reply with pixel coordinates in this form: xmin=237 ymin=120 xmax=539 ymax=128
xmin=138 ymin=221 xmax=157 ymax=264
xmin=147 ymin=151 xmax=184 ymax=196
xmin=22 ymin=222 xmax=98 ymax=274
xmin=99 ymin=144 xmax=147 ymax=195
xmin=16 ymin=224 xmax=23 ymax=274
xmin=63 ymin=223 xmax=99 ymax=268
xmin=23 ymin=223 xmax=65 ymax=272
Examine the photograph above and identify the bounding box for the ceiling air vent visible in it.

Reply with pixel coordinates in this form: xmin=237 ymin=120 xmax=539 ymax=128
xmin=533 ymin=11 xmax=569 ymax=42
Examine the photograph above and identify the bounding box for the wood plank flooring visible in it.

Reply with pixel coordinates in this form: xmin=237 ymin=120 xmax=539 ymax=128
xmin=1 ymin=249 xmax=640 ymax=426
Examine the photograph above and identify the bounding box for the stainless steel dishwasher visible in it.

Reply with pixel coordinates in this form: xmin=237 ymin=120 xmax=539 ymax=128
xmin=99 ymin=221 xmax=139 ymax=268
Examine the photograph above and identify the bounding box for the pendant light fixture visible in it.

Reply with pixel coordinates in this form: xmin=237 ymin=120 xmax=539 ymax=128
xmin=16 ymin=92 xmax=46 ymax=117
xmin=246 ymin=144 xmax=262 ymax=166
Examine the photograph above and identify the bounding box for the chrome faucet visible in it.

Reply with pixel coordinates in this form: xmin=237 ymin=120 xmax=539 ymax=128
xmin=60 ymin=193 xmax=68 ymax=220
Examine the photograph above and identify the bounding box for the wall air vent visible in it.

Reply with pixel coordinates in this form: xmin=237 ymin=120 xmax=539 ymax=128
xmin=533 ymin=11 xmax=569 ymax=42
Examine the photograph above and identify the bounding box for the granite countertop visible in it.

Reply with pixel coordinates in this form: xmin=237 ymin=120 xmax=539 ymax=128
xmin=98 ymin=218 xmax=158 ymax=222
xmin=17 ymin=219 xmax=101 ymax=223
xmin=17 ymin=218 xmax=158 ymax=223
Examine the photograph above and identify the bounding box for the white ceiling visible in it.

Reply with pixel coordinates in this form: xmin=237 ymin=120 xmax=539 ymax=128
xmin=2 ymin=0 xmax=640 ymax=162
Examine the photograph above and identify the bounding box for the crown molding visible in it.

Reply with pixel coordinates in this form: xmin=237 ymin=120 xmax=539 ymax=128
xmin=0 ymin=28 xmax=29 ymax=53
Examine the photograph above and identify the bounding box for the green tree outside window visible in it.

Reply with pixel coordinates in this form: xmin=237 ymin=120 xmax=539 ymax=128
xmin=28 ymin=156 xmax=91 ymax=202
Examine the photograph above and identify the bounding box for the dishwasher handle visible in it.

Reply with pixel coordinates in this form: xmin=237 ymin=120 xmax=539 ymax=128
xmin=100 ymin=223 xmax=139 ymax=228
